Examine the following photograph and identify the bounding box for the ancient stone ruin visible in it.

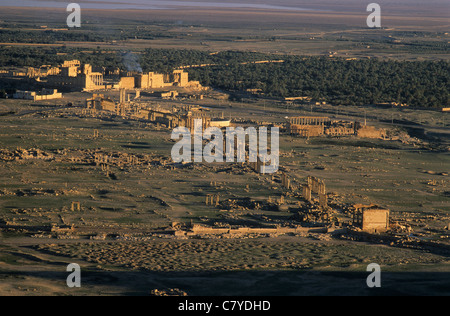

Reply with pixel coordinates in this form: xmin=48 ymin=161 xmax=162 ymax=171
xmin=352 ymin=204 xmax=390 ymax=233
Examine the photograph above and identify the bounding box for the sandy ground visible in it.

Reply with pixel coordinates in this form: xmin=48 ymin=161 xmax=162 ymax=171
xmin=0 ymin=98 xmax=449 ymax=295
xmin=1 ymin=236 xmax=449 ymax=296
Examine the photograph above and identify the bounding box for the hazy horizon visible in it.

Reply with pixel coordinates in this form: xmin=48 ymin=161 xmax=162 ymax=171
xmin=0 ymin=0 xmax=448 ymax=15
xmin=0 ymin=0 xmax=317 ymax=11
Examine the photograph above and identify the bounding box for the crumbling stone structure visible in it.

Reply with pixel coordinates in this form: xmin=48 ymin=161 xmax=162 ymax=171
xmin=287 ymin=116 xmax=329 ymax=137
xmin=303 ymin=176 xmax=328 ymax=208
xmin=281 ymin=173 xmax=291 ymax=190
xmin=27 ymin=65 xmax=61 ymax=78
xmin=134 ymin=72 xmax=165 ymax=89
xmin=249 ymin=159 xmax=269 ymax=174
xmin=325 ymin=126 xmax=355 ymax=137
xmin=206 ymin=194 xmax=220 ymax=206
xmin=302 ymin=185 xmax=312 ymax=202
xmin=119 ymin=77 xmax=136 ymax=89
xmin=319 ymin=193 xmax=328 ymax=208
xmin=286 ymin=116 xmax=386 ymax=139
xmin=289 ymin=116 xmax=330 ymax=126
xmin=356 ymin=125 xmax=387 ymax=139
xmin=170 ymin=70 xmax=189 ymax=87
xmin=13 ymin=89 xmax=63 ymax=102
xmin=352 ymin=204 xmax=390 ymax=233
xmin=71 ymin=202 xmax=81 ymax=212
xmin=86 ymin=94 xmax=116 ymax=112
xmin=308 ymin=176 xmax=326 ymax=195
xmin=182 ymin=224 xmax=328 ymax=238
xmin=46 ymin=61 xmax=105 ymax=91
xmin=123 ymin=70 xmax=193 ymax=90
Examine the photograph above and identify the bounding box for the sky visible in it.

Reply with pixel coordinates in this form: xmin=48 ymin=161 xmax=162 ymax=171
xmin=0 ymin=0 xmax=317 ymax=11
xmin=0 ymin=0 xmax=447 ymax=16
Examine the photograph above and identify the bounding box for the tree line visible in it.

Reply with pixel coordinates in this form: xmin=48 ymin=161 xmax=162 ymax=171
xmin=186 ymin=56 xmax=449 ymax=108
xmin=0 ymin=47 xmax=448 ymax=107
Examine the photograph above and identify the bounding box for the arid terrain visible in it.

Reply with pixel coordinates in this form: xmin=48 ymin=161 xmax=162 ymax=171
xmin=0 ymin=93 xmax=449 ymax=295
xmin=0 ymin=1 xmax=449 ymax=59
xmin=0 ymin=1 xmax=449 ymax=296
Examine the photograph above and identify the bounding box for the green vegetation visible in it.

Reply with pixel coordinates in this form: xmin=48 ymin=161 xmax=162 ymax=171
xmin=0 ymin=29 xmax=107 ymax=44
xmin=1 ymin=46 xmax=448 ymax=108
xmin=0 ymin=46 xmax=122 ymax=69
xmin=188 ymin=56 xmax=449 ymax=108
xmin=0 ymin=26 xmax=178 ymax=44
xmin=140 ymin=49 xmax=450 ymax=108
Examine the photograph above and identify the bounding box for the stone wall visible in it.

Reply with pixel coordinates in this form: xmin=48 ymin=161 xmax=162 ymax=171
xmin=357 ymin=126 xmax=386 ymax=139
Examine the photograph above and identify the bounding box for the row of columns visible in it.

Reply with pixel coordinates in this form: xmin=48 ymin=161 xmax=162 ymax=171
xmin=289 ymin=117 xmax=329 ymax=126
xmin=206 ymin=194 xmax=220 ymax=206
xmin=303 ymin=176 xmax=328 ymax=208
xmin=90 ymin=74 xmax=103 ymax=86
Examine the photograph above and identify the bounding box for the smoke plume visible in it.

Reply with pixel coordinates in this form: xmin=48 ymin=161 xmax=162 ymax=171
xmin=121 ymin=51 xmax=143 ymax=73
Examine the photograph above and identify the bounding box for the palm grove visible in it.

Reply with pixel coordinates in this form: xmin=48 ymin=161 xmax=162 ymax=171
xmin=0 ymin=46 xmax=448 ymax=108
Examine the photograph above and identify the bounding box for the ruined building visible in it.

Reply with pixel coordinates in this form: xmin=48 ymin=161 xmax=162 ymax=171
xmin=118 ymin=77 xmax=136 ymax=90
xmin=352 ymin=204 xmax=390 ymax=233
xmin=27 ymin=65 xmax=61 ymax=78
xmin=15 ymin=59 xmax=199 ymax=93
xmin=13 ymin=89 xmax=63 ymax=102
xmin=170 ymin=70 xmax=189 ymax=87
xmin=86 ymin=94 xmax=116 ymax=112
xmin=46 ymin=61 xmax=105 ymax=91
xmin=111 ymin=70 xmax=195 ymax=90
xmin=133 ymin=70 xmax=191 ymax=89
xmin=148 ymin=109 xmax=211 ymax=131
xmin=286 ymin=116 xmax=384 ymax=139
xmin=287 ymin=116 xmax=330 ymax=137
xmin=85 ymin=93 xmax=211 ymax=132
xmin=356 ymin=124 xmax=387 ymax=139
xmin=135 ymin=72 xmax=165 ymax=89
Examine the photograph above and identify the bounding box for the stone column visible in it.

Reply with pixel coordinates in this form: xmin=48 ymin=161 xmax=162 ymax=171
xmin=303 ymin=185 xmax=311 ymax=202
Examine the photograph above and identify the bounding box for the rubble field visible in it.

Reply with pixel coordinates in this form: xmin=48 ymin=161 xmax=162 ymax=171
xmin=0 ymin=95 xmax=449 ymax=295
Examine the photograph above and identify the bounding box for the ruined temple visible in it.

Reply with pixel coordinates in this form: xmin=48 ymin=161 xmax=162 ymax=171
xmin=352 ymin=204 xmax=390 ymax=233
xmin=46 ymin=61 xmax=105 ymax=91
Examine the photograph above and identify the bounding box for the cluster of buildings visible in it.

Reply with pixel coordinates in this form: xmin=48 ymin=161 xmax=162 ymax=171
xmin=43 ymin=60 xmax=106 ymax=91
xmin=285 ymin=116 xmax=386 ymax=139
xmin=352 ymin=204 xmax=390 ymax=233
xmin=4 ymin=59 xmax=205 ymax=105
xmin=17 ymin=59 xmax=201 ymax=93
xmin=280 ymin=172 xmax=391 ymax=234
xmin=118 ymin=69 xmax=202 ymax=91
xmin=85 ymin=92 xmax=227 ymax=133
xmin=13 ymin=89 xmax=63 ymax=102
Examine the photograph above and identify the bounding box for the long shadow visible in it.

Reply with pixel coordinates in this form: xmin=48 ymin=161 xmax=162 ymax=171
xmin=1 ymin=269 xmax=449 ymax=296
